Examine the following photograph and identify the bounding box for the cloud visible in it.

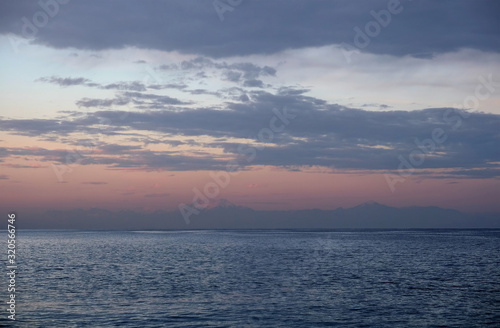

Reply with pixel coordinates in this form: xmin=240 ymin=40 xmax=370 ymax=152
xmin=0 ymin=145 xmax=231 ymax=172
xmin=2 ymin=163 xmax=45 ymax=169
xmin=37 ymin=75 xmax=190 ymax=94
xmin=97 ymin=143 xmax=143 ymax=154
xmin=34 ymin=58 xmax=276 ymax=109
xmin=82 ymin=181 xmax=107 ymax=185
xmin=146 ymin=83 xmax=188 ymax=90
xmin=0 ymin=118 xmax=81 ymax=137
xmin=1 ymin=88 xmax=499 ymax=177
xmin=360 ymin=103 xmax=392 ymax=110
xmin=121 ymin=91 xmax=190 ymax=106
xmin=413 ymin=168 xmax=500 ymax=180
xmin=158 ymin=57 xmax=277 ymax=89
xmin=75 ymin=91 xmax=189 ymax=109
xmin=1 ymin=1 xmax=499 ymax=58
xmin=37 ymin=76 xmax=153 ymax=92
xmin=76 ymin=97 xmax=130 ymax=108
xmin=243 ymin=79 xmax=264 ymax=88
xmin=101 ymin=81 xmax=147 ymax=92
xmin=224 ymin=71 xmax=242 ymax=82
xmin=170 ymin=57 xmax=276 ymax=79
xmin=0 ymin=174 xmax=8 ymax=179
xmin=36 ymin=76 xmax=93 ymax=87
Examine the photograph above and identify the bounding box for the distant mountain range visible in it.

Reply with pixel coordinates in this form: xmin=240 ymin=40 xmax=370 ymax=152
xmin=18 ymin=199 xmax=500 ymax=230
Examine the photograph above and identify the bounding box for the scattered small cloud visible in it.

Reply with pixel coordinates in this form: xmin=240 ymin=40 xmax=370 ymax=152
xmin=37 ymin=76 xmax=92 ymax=87
xmin=2 ymin=163 xmax=46 ymax=169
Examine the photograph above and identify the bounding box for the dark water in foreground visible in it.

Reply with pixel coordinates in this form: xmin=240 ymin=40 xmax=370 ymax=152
xmin=2 ymin=230 xmax=499 ymax=327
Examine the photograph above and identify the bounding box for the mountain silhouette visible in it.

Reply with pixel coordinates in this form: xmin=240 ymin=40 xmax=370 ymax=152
xmin=18 ymin=201 xmax=500 ymax=230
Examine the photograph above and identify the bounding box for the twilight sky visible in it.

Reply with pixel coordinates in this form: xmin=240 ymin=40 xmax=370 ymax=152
xmin=0 ymin=0 xmax=499 ymax=219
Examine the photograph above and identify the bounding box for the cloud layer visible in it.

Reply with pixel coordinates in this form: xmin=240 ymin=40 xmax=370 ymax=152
xmin=1 ymin=86 xmax=499 ymax=177
xmin=1 ymin=0 xmax=499 ymax=58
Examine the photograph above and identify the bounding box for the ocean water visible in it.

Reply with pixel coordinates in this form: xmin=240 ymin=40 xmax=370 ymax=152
xmin=1 ymin=229 xmax=499 ymax=327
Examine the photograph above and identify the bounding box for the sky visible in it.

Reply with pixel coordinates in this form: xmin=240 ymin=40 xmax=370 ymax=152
xmin=0 ymin=0 xmax=499 ymax=224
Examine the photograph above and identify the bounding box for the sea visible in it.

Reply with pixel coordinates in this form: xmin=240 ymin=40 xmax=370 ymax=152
xmin=1 ymin=229 xmax=499 ymax=327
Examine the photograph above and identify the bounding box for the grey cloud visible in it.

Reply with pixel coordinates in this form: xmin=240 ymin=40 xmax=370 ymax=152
xmin=1 ymin=90 xmax=499 ymax=177
xmin=179 ymin=57 xmax=214 ymax=70
xmin=126 ymin=136 xmax=186 ymax=147
xmin=1 ymin=1 xmax=499 ymax=58
xmin=0 ymin=174 xmax=8 ymax=179
xmin=38 ymin=76 xmax=153 ymax=92
xmin=36 ymin=76 xmax=92 ymax=87
xmin=75 ymin=91 xmax=189 ymax=109
xmin=98 ymin=150 xmax=229 ymax=171
xmin=221 ymin=63 xmax=276 ymax=79
xmin=160 ymin=57 xmax=277 ymax=82
xmin=412 ymin=168 xmax=500 ymax=180
xmin=88 ymin=98 xmax=500 ymax=175
xmin=361 ymin=103 xmax=392 ymax=109
xmin=2 ymin=163 xmax=45 ymax=169
xmin=0 ymin=147 xmax=9 ymax=158
xmin=0 ymin=145 xmax=229 ymax=172
xmin=123 ymin=91 xmax=186 ymax=103
xmin=82 ymin=181 xmax=108 ymax=185
xmin=147 ymin=83 xmax=188 ymax=90
xmin=198 ymin=87 xmax=247 ymax=101
xmin=102 ymin=81 xmax=147 ymax=92
xmin=76 ymin=97 xmax=130 ymax=108
xmin=184 ymin=89 xmax=221 ymax=98
xmin=0 ymin=118 xmax=80 ymax=136
xmin=0 ymin=147 xmax=88 ymax=165
xmin=224 ymin=71 xmax=242 ymax=82
xmin=243 ymin=79 xmax=264 ymax=88
xmin=446 ymin=168 xmax=500 ymax=179
xmin=122 ymin=91 xmax=191 ymax=106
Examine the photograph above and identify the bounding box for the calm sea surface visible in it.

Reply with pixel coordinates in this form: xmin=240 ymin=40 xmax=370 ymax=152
xmin=1 ymin=230 xmax=499 ymax=327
